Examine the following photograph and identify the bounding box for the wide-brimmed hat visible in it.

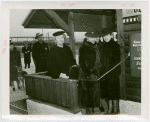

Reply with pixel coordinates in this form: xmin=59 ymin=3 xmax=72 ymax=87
xmin=53 ymin=31 xmax=65 ymax=37
xmin=85 ymin=31 xmax=100 ymax=37
xmin=35 ymin=33 xmax=43 ymax=39
xmin=101 ymin=28 xmax=113 ymax=36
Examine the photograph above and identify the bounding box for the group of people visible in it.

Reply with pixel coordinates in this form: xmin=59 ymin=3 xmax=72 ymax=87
xmin=10 ymin=28 xmax=120 ymax=115
xmin=32 ymin=31 xmax=79 ymax=79
xmin=10 ymin=41 xmax=31 ymax=91
xmin=31 ymin=28 xmax=121 ymax=114
xmin=78 ymin=28 xmax=121 ymax=114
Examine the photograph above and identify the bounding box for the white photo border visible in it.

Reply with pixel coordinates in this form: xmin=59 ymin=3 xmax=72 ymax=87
xmin=1 ymin=0 xmax=149 ymax=121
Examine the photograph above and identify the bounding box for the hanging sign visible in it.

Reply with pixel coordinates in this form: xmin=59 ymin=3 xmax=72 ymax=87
xmin=130 ymin=33 xmax=141 ymax=77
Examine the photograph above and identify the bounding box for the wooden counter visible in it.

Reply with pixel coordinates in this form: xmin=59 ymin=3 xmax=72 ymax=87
xmin=25 ymin=72 xmax=80 ymax=114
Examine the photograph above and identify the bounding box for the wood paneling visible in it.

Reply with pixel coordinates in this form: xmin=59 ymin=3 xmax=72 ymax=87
xmin=126 ymin=94 xmax=141 ymax=103
xmin=133 ymin=77 xmax=141 ymax=82
xmin=126 ymin=88 xmax=141 ymax=96
xmin=124 ymin=34 xmax=129 ymax=39
xmin=31 ymin=77 xmax=36 ymax=97
xmin=56 ymin=81 xmax=61 ymax=105
xmin=25 ymin=77 xmax=29 ymax=95
xmin=124 ymin=46 xmax=129 ymax=53
xmin=125 ymin=60 xmax=130 ymax=67
xmin=125 ymin=67 xmax=130 ymax=74
xmin=66 ymin=83 xmax=71 ymax=108
xmin=126 ymin=81 xmax=141 ymax=89
xmin=124 ymin=39 xmax=129 ymax=46
xmin=25 ymin=72 xmax=79 ymax=114
xmin=43 ymin=79 xmax=50 ymax=102
xmin=68 ymin=12 xmax=75 ymax=57
xmin=126 ymin=74 xmax=134 ymax=81
xmin=124 ymin=23 xmax=141 ymax=32
xmin=35 ymin=77 xmax=42 ymax=100
xmin=51 ymin=80 xmax=55 ymax=104
xmin=48 ymin=80 xmax=52 ymax=103
xmin=116 ymin=9 xmax=126 ymax=100
xmin=124 ymin=53 xmax=130 ymax=60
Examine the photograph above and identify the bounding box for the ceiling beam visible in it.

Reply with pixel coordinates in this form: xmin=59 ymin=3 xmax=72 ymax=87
xmin=44 ymin=10 xmax=70 ymax=35
xmin=22 ymin=10 xmax=37 ymax=27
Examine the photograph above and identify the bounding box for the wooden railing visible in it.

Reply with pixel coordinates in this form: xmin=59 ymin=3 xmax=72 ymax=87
xmin=25 ymin=72 xmax=80 ymax=114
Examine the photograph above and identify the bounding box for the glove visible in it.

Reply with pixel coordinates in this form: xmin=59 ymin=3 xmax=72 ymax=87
xmin=60 ymin=73 xmax=69 ymax=79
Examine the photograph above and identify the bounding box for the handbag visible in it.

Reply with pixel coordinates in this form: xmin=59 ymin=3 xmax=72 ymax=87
xmin=69 ymin=65 xmax=79 ymax=79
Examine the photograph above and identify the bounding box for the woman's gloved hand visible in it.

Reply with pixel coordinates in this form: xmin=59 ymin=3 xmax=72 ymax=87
xmin=60 ymin=73 xmax=69 ymax=79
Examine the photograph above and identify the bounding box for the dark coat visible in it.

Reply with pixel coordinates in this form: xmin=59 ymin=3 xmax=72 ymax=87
xmin=32 ymin=41 xmax=49 ymax=73
xmin=97 ymin=41 xmax=103 ymax=54
xmin=100 ymin=39 xmax=121 ymax=79
xmin=100 ymin=39 xmax=121 ymax=100
xmin=47 ymin=44 xmax=76 ymax=79
xmin=79 ymin=41 xmax=101 ymax=79
xmin=78 ymin=40 xmax=101 ymax=108
xmin=22 ymin=46 xmax=31 ymax=64
xmin=10 ymin=49 xmax=21 ymax=81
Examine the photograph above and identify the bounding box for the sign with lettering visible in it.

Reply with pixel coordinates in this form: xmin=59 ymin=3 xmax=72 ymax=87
xmin=122 ymin=9 xmax=141 ymax=17
xmin=130 ymin=33 xmax=141 ymax=77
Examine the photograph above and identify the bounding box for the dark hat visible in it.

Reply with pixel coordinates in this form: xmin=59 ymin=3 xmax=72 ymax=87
xmin=53 ymin=31 xmax=65 ymax=36
xmin=101 ymin=28 xmax=113 ymax=36
xmin=35 ymin=33 xmax=43 ymax=39
xmin=85 ymin=31 xmax=100 ymax=37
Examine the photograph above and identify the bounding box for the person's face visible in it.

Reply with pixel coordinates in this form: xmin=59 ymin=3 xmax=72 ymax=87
xmin=55 ymin=35 xmax=65 ymax=45
xmin=87 ymin=37 xmax=96 ymax=44
xmin=103 ymin=34 xmax=111 ymax=42
xmin=38 ymin=36 xmax=43 ymax=43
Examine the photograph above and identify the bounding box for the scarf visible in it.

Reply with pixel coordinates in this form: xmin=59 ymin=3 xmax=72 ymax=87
xmin=84 ymin=41 xmax=101 ymax=77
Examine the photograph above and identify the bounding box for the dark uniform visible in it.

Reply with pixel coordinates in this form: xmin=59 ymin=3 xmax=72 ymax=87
xmin=22 ymin=46 xmax=31 ymax=68
xmin=32 ymin=41 xmax=49 ymax=73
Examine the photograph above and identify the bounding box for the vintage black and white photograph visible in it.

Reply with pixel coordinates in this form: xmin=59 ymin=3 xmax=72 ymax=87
xmin=9 ymin=8 xmax=142 ymax=115
xmin=1 ymin=1 xmax=149 ymax=120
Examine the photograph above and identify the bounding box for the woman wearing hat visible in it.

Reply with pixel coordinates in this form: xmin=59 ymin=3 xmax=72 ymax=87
xmin=78 ymin=32 xmax=102 ymax=114
xmin=22 ymin=41 xmax=31 ymax=69
xmin=100 ymin=28 xmax=121 ymax=114
xmin=47 ymin=31 xmax=78 ymax=79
